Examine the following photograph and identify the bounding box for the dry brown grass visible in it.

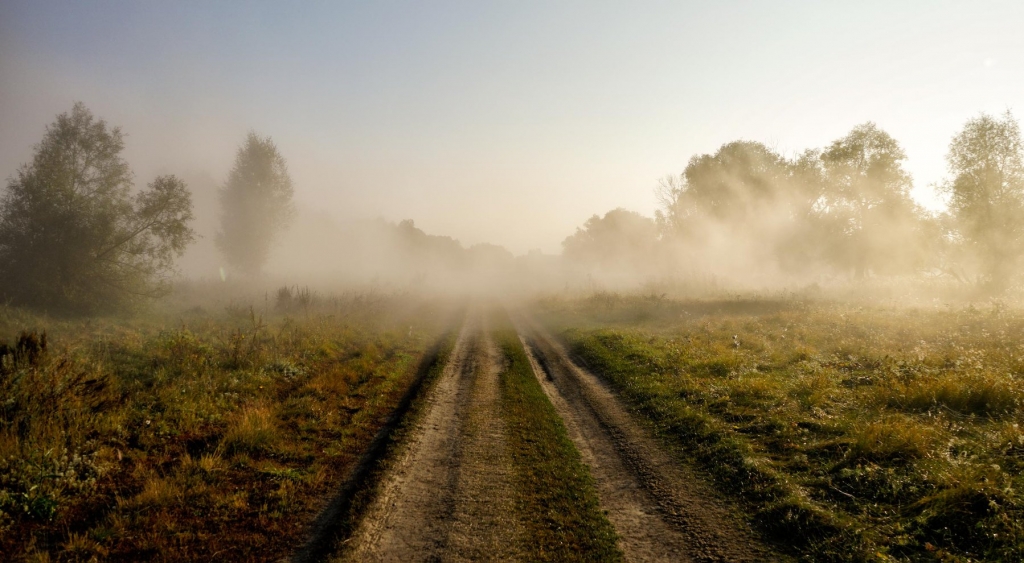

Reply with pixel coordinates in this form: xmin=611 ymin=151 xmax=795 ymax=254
xmin=0 ymin=294 xmax=453 ymax=561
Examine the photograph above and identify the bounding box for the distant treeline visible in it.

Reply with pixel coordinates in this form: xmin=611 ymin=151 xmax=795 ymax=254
xmin=271 ymin=216 xmax=549 ymax=293
xmin=563 ymin=114 xmax=1024 ymax=294
xmin=4 ymin=103 xmax=1023 ymax=314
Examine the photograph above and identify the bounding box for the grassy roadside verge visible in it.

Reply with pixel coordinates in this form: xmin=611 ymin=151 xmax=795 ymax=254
xmin=0 ymin=298 xmax=456 ymax=561
xmin=542 ymin=295 xmax=1024 ymax=563
xmin=494 ymin=314 xmax=622 ymax=562
xmin=316 ymin=326 xmax=459 ymax=562
xmin=562 ymin=328 xmax=862 ymax=562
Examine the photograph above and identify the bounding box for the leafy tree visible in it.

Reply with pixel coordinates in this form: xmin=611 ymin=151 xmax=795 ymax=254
xmin=772 ymin=148 xmax=844 ymax=273
xmin=679 ymin=141 xmax=794 ymax=220
xmin=819 ymin=123 xmax=921 ymax=276
xmin=655 ymin=141 xmax=828 ymax=272
xmin=392 ymin=218 xmax=466 ymax=271
xmin=216 ymin=132 xmax=295 ymax=275
xmin=563 ymin=208 xmax=659 ymax=272
xmin=0 ymin=103 xmax=195 ymax=313
xmin=657 ymin=142 xmax=793 ymax=231
xmin=942 ymin=111 xmax=1024 ymax=290
xmin=656 ymin=141 xmax=826 ymax=232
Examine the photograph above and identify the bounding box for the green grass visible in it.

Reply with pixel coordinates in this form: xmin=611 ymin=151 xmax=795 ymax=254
xmin=494 ymin=319 xmax=622 ymax=562
xmin=538 ymin=295 xmax=1024 ymax=563
xmin=0 ymin=294 xmax=456 ymax=562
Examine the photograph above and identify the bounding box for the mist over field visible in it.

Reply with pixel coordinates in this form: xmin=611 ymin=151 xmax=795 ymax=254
xmin=1 ymin=0 xmax=1023 ymax=306
xmin=130 ymin=113 xmax=1024 ymax=305
xmin=8 ymin=5 xmax=1024 ymax=562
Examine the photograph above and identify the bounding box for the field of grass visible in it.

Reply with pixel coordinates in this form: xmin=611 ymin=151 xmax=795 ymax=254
xmin=537 ymin=293 xmax=1024 ymax=563
xmin=0 ymin=292 xmax=455 ymax=562
xmin=494 ymin=314 xmax=621 ymax=562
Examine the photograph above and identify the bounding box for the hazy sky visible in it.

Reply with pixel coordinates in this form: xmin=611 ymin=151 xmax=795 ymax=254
xmin=1 ymin=1 xmax=1022 ymax=254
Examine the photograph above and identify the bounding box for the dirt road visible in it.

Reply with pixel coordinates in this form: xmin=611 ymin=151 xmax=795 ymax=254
xmin=339 ymin=313 xmax=523 ymax=562
xmin=327 ymin=309 xmax=779 ymax=562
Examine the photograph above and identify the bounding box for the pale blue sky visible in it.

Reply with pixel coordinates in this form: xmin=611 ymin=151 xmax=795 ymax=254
xmin=2 ymin=1 xmax=1022 ymax=253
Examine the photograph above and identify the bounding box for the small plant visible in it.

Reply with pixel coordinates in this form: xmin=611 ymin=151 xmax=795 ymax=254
xmin=222 ymin=405 xmax=279 ymax=456
xmin=848 ymin=416 xmax=935 ymax=463
xmin=276 ymin=285 xmax=319 ymax=313
xmin=0 ymin=330 xmax=46 ymax=374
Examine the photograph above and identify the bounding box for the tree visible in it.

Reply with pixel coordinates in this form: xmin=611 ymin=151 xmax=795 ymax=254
xmin=216 ymin=132 xmax=295 ymax=275
xmin=563 ymin=208 xmax=660 ymax=274
xmin=773 ymin=148 xmax=844 ymax=273
xmin=819 ymin=123 xmax=922 ymax=276
xmin=656 ymin=141 xmax=823 ymax=232
xmin=678 ymin=141 xmax=794 ymax=221
xmin=655 ymin=141 xmax=826 ymax=273
xmin=942 ymin=111 xmax=1024 ymax=290
xmin=0 ymin=103 xmax=195 ymax=313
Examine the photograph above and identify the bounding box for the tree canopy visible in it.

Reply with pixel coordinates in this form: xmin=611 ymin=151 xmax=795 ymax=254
xmin=650 ymin=124 xmax=932 ymax=279
xmin=563 ymin=208 xmax=659 ymax=272
xmin=0 ymin=103 xmax=195 ymax=313
xmin=216 ymin=132 xmax=295 ymax=275
xmin=681 ymin=141 xmax=795 ymax=221
xmin=819 ymin=123 xmax=921 ymax=276
xmin=942 ymin=111 xmax=1024 ymax=290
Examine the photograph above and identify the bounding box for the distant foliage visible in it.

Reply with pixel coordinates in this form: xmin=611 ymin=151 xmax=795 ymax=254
xmin=216 ymin=132 xmax=295 ymax=276
xmin=274 ymin=285 xmax=318 ymax=313
xmin=0 ymin=331 xmax=47 ymax=375
xmin=562 ymin=208 xmax=660 ymax=275
xmin=819 ymin=123 xmax=923 ymax=276
xmin=942 ymin=111 xmax=1024 ymax=291
xmin=646 ymin=120 xmax=1021 ymax=287
xmin=0 ymin=103 xmax=195 ymax=313
xmin=670 ymin=141 xmax=796 ymax=224
xmin=656 ymin=141 xmax=828 ymax=274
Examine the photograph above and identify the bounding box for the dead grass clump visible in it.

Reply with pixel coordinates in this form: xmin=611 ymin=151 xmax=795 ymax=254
xmin=61 ymin=532 xmax=107 ymax=560
xmin=881 ymin=372 xmax=1020 ymax=417
xmin=848 ymin=416 xmax=936 ymax=464
xmin=789 ymin=370 xmax=838 ymax=411
xmin=304 ymin=368 xmax=353 ymax=398
xmin=198 ymin=452 xmax=226 ymax=474
xmin=222 ymin=405 xmax=279 ymax=456
xmin=133 ymin=476 xmax=182 ymax=506
xmin=180 ymin=452 xmax=227 ymax=480
xmin=726 ymin=376 xmax=780 ymax=408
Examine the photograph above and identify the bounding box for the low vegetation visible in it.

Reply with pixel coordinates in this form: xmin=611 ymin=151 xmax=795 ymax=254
xmin=0 ymin=293 xmax=454 ymax=561
xmin=538 ymin=293 xmax=1024 ymax=562
xmin=318 ymin=327 xmax=458 ymax=562
xmin=494 ymin=315 xmax=622 ymax=562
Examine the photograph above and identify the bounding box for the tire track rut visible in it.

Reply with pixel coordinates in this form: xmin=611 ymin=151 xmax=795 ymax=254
xmin=339 ymin=312 xmax=521 ymax=562
xmin=513 ymin=314 xmax=784 ymax=563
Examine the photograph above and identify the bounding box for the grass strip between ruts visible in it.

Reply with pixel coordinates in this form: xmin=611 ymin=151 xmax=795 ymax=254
xmin=494 ymin=321 xmax=622 ymax=562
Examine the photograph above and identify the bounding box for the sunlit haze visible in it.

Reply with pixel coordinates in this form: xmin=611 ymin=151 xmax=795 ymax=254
xmin=7 ymin=5 xmax=1024 ymax=560
xmin=2 ymin=1 xmax=1022 ymax=270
